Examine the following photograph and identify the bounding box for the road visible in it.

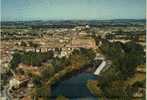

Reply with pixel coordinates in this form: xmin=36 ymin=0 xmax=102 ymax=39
xmin=2 ymin=85 xmax=12 ymax=100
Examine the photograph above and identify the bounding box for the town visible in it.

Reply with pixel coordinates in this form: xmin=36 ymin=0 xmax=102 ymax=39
xmin=1 ymin=19 xmax=146 ymax=100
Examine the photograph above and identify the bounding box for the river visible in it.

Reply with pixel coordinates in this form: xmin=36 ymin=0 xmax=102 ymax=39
xmin=51 ymin=72 xmax=99 ymax=99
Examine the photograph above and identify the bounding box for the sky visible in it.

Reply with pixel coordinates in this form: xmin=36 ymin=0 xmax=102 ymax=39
xmin=1 ymin=0 xmax=146 ymax=21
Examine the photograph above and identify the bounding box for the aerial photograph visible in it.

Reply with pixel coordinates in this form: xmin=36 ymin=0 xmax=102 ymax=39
xmin=0 ymin=0 xmax=146 ymax=100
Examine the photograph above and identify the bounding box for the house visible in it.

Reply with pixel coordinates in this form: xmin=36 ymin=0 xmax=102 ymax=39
xmin=9 ymin=78 xmax=21 ymax=90
xmin=54 ymin=47 xmax=73 ymax=58
xmin=78 ymin=31 xmax=88 ymax=36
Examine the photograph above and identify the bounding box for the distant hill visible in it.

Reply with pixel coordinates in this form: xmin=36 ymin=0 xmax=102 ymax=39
xmin=1 ymin=19 xmax=146 ymax=28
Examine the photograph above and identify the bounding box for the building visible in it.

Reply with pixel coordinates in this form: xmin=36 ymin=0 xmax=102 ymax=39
xmin=67 ymin=38 xmax=96 ymax=49
xmin=9 ymin=78 xmax=21 ymax=90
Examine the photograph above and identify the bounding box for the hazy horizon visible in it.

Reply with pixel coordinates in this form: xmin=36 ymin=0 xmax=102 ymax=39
xmin=1 ymin=0 xmax=146 ymax=21
xmin=1 ymin=18 xmax=146 ymax=22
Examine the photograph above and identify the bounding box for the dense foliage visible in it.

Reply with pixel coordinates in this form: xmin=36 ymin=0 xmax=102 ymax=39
xmin=100 ymin=41 xmax=144 ymax=80
xmin=98 ymin=40 xmax=145 ymax=98
xmin=10 ymin=51 xmax=54 ymax=70
xmin=10 ymin=53 xmax=22 ymax=70
xmin=69 ymin=48 xmax=96 ymax=69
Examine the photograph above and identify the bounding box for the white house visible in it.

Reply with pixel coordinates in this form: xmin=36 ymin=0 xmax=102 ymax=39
xmin=9 ymin=78 xmax=20 ymax=90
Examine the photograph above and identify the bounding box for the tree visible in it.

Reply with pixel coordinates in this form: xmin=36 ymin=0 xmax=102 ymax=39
xmin=20 ymin=41 xmax=27 ymax=47
xmin=100 ymin=41 xmax=144 ymax=79
xmin=10 ymin=53 xmax=22 ymax=70
xmin=32 ymin=75 xmax=42 ymax=87
xmin=28 ymin=41 xmax=34 ymax=47
xmin=69 ymin=48 xmax=96 ymax=69
xmin=28 ymin=42 xmax=39 ymax=52
xmin=100 ymin=79 xmax=132 ymax=99
xmin=80 ymin=48 xmax=96 ymax=61
xmin=118 ymin=29 xmax=123 ymax=34
xmin=16 ymin=51 xmax=54 ymax=67
xmin=100 ymin=41 xmax=124 ymax=59
xmin=52 ymin=57 xmax=70 ymax=72
xmin=56 ymin=95 xmax=69 ymax=100
xmin=124 ymin=41 xmax=144 ymax=55
xmin=98 ymin=40 xmax=145 ymax=98
xmin=42 ymin=50 xmax=54 ymax=62
xmin=105 ymin=33 xmax=114 ymax=39
xmin=32 ymin=85 xmax=51 ymax=100
xmin=55 ymin=48 xmax=61 ymax=52
xmin=41 ymin=64 xmax=55 ymax=80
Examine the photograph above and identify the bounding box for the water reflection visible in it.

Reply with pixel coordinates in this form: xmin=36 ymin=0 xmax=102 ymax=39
xmin=51 ymin=72 xmax=99 ymax=99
